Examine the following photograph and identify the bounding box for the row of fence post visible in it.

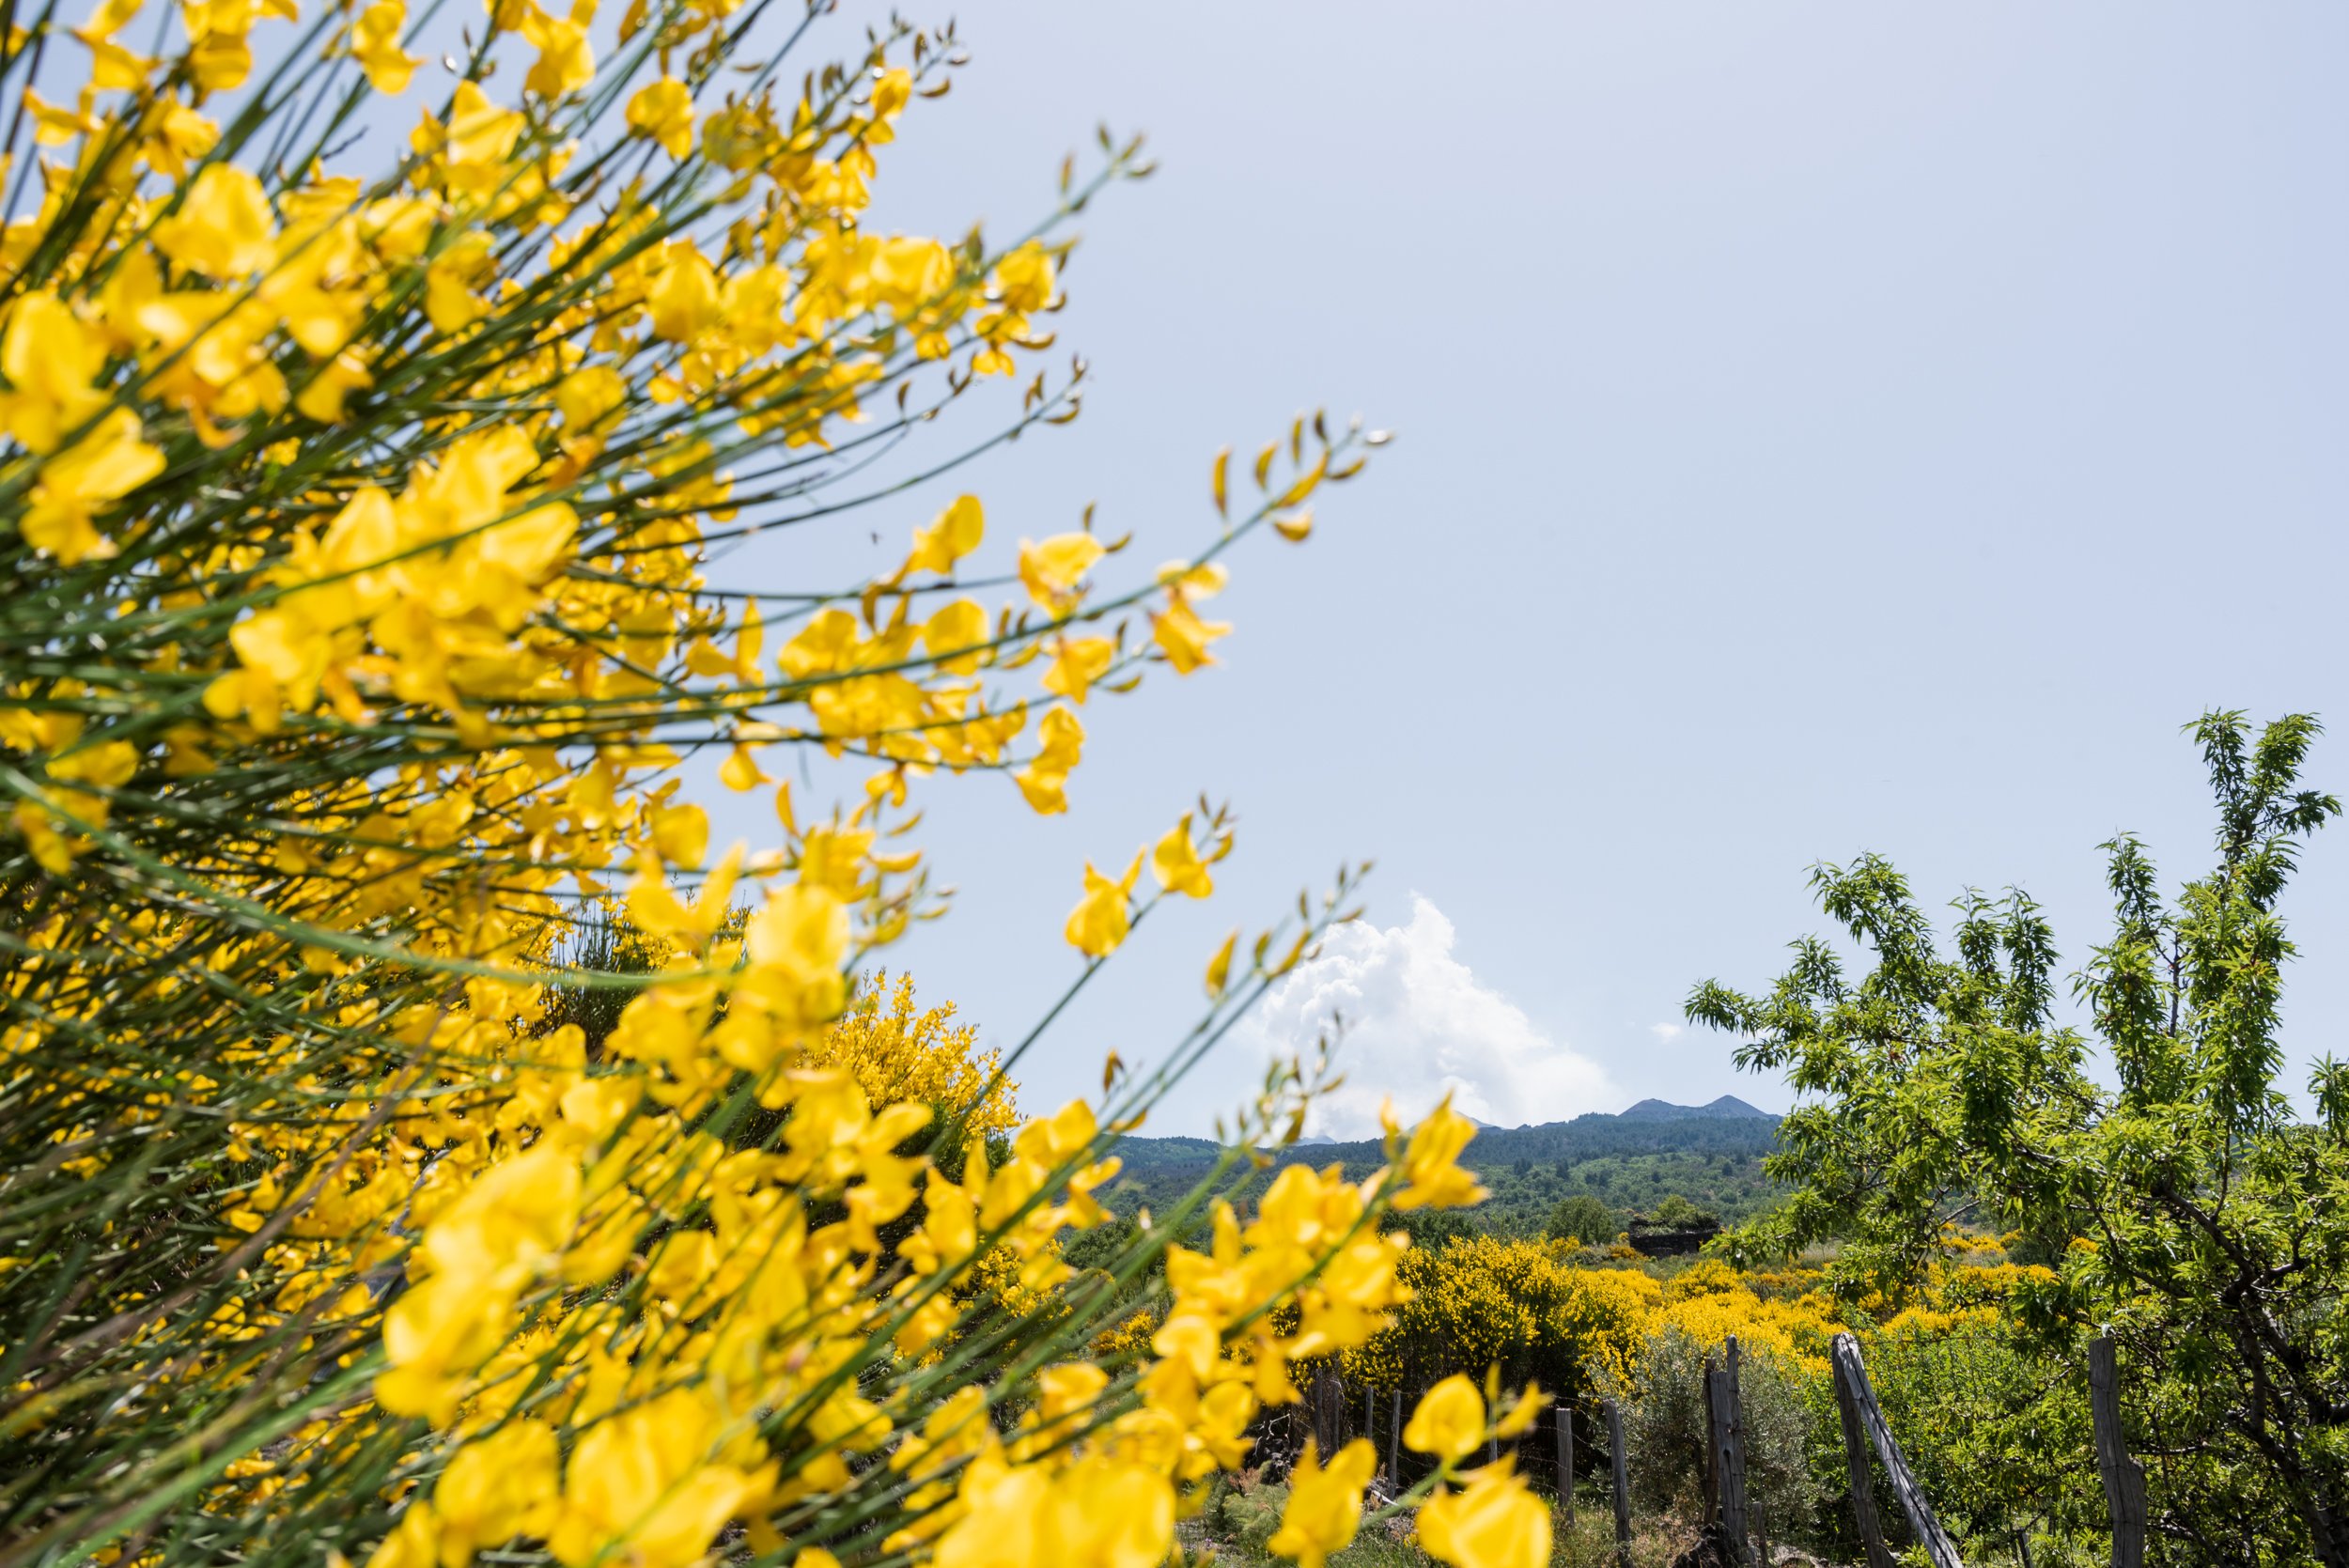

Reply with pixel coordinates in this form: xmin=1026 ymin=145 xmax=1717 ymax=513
xmin=1540 ymin=1397 xmax=1635 ymax=1566
xmin=1659 ymin=1332 xmax=1963 ymax=1568
xmin=1836 ymin=1331 xmax=2146 ymax=1568
xmin=1826 ymin=1330 xmax=2147 ymax=1568
xmin=1541 ymin=1330 xmax=1955 ymax=1568
xmin=1307 ymin=1367 xmax=1634 ymax=1549
xmin=1315 ymin=1329 xmax=2146 ymax=1568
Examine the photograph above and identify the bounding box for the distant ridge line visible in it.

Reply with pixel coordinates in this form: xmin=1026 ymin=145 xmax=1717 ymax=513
xmin=1107 ymin=1098 xmax=1781 ymax=1170
xmin=1616 ymin=1094 xmax=1775 ymax=1122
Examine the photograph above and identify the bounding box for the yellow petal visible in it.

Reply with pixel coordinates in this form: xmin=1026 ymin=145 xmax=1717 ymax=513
xmin=1205 ymin=929 xmax=1237 ymax=999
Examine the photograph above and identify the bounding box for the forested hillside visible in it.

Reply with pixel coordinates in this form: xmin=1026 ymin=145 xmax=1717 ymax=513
xmin=1107 ymin=1099 xmax=1784 ymax=1236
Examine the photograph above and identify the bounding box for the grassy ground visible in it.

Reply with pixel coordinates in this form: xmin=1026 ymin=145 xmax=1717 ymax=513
xmin=1185 ymin=1476 xmax=2108 ymax=1568
xmin=1187 ymin=1469 xmax=1703 ymax=1568
xmin=1188 ymin=1507 xmax=1699 ymax=1568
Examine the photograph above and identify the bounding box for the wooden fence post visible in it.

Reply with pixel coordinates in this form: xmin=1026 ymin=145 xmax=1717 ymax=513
xmin=1559 ymin=1403 xmax=1575 ymax=1523
xmin=1830 ymin=1334 xmax=1964 ymax=1568
xmin=1753 ymin=1495 xmax=1772 ymax=1568
xmin=1388 ymin=1388 xmax=1401 ymax=1482
xmin=2090 ymin=1336 xmax=2147 ymax=1568
xmin=1830 ymin=1337 xmax=1896 ymax=1568
xmin=1312 ymin=1364 xmax=1345 ymax=1456
xmin=1702 ymin=1352 xmax=1721 ymax=1522
xmin=1604 ymin=1396 xmax=1632 ymax=1568
xmin=1716 ymin=1338 xmax=1751 ymax=1563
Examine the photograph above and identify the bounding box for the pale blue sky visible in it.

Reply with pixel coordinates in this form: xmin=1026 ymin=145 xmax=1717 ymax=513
xmin=742 ymin=4 xmax=2349 ymax=1131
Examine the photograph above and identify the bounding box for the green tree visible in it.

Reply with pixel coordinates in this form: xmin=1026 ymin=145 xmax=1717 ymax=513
xmin=1646 ymin=1193 xmax=1715 ymax=1227
xmin=1688 ymin=712 xmax=2349 ymax=1565
xmin=1545 ymin=1192 xmax=1617 ymax=1246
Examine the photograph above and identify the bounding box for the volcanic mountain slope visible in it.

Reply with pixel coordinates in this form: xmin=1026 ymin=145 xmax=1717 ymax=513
xmin=1102 ymin=1099 xmax=1782 ymax=1237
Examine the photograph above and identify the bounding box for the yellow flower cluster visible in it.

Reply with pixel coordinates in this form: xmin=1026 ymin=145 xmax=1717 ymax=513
xmin=0 ymin=0 xmax=1364 ymax=874
xmin=0 ymin=1 xmax=1398 ymax=1564
xmin=800 ymin=971 xmax=1019 ymax=1140
xmin=366 ymin=1081 xmax=1118 ymax=1568
xmin=894 ymin=1102 xmax=1482 ymax=1568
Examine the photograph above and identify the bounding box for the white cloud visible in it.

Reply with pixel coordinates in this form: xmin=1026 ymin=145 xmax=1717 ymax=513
xmin=1231 ymin=895 xmax=1616 ymax=1141
xmin=1649 ymin=1022 xmax=1684 ymax=1043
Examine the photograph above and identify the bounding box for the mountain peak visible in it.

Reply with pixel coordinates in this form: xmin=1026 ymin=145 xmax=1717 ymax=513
xmin=1618 ymin=1094 xmax=1774 ymax=1122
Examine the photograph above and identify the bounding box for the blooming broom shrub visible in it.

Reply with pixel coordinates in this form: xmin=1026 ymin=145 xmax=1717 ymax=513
xmin=1342 ymin=1237 xmax=1655 ymax=1411
xmin=0 ymin=3 xmax=1561 ymax=1566
xmin=800 ymin=972 xmax=1015 ymax=1144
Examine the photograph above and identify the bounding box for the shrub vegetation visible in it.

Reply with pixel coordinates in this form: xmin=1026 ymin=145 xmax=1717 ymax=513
xmin=0 ymin=6 xmax=1558 ymax=1568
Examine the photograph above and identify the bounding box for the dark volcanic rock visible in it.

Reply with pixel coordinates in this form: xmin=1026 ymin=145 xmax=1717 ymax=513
xmin=1626 ymin=1218 xmax=1721 ymax=1257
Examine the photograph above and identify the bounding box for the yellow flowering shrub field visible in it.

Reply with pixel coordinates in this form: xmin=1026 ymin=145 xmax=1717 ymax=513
xmin=1188 ymin=1231 xmax=2104 ymax=1566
